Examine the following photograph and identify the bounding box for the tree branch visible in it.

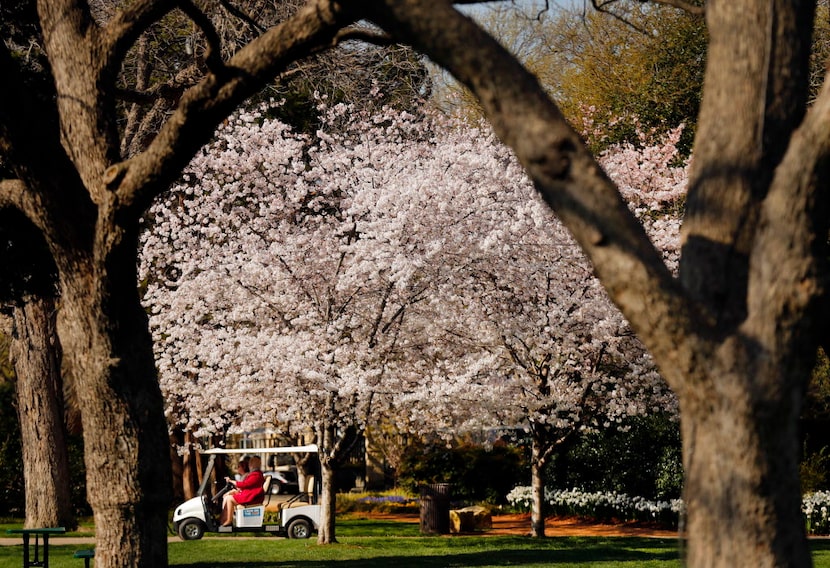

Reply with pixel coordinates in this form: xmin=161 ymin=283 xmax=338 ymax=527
xmin=217 ymin=0 xmax=267 ymax=34
xmin=591 ymin=0 xmax=704 ymax=15
xmin=111 ymin=0 xmax=358 ymax=216
xmin=681 ymin=1 xmax=813 ymax=328
xmin=0 ymin=180 xmax=30 ymax=212
xmin=646 ymin=0 xmax=705 ymax=16
xmin=101 ymin=0 xmax=177 ymax=73
xmin=175 ymin=0 xmax=228 ymax=78
xmin=589 ymin=0 xmax=651 ymax=34
xmin=746 ymin=71 xmax=830 ymax=360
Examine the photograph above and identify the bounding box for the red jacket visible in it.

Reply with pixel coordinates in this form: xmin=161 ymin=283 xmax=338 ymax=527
xmin=234 ymin=470 xmax=265 ymax=505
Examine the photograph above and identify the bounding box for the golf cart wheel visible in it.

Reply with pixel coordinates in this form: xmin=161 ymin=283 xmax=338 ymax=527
xmin=270 ymin=482 xmax=282 ymax=495
xmin=287 ymin=518 xmax=312 ymax=539
xmin=177 ymin=518 xmax=205 ymax=541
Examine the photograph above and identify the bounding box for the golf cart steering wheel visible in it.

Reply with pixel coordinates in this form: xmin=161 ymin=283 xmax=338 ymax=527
xmin=211 ymin=479 xmax=236 ymax=503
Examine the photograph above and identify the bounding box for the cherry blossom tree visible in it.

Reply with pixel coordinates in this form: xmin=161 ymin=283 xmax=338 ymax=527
xmin=142 ymin=101 xmax=684 ymax=542
xmin=141 ymin=100 xmax=461 ymax=543
xmin=488 ymin=126 xmax=685 ymax=538
xmin=389 ymin=121 xmax=685 ymax=538
xmin=140 ymin=101 xmax=541 ymax=540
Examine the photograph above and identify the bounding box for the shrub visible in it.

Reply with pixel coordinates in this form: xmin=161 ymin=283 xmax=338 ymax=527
xmin=801 ymin=444 xmax=830 ymax=494
xmin=803 ymin=491 xmax=830 ymax=535
xmin=337 ymin=491 xmax=418 ymax=514
xmin=397 ymin=440 xmax=525 ymax=504
xmin=551 ymin=414 xmax=683 ymax=501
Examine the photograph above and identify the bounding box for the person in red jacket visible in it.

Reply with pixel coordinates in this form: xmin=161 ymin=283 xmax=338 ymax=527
xmin=220 ymin=456 xmax=265 ymax=526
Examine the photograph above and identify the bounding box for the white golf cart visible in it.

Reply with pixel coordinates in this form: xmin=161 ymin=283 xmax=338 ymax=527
xmin=173 ymin=445 xmax=321 ymax=540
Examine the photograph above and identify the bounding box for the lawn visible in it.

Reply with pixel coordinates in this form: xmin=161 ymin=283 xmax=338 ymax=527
xmin=0 ymin=518 xmax=829 ymax=567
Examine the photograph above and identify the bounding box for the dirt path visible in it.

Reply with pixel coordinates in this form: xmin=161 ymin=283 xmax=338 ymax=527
xmin=356 ymin=512 xmax=681 ymax=538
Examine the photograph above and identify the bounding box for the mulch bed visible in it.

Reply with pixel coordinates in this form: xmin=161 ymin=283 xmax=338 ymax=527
xmin=352 ymin=511 xmax=680 ymax=538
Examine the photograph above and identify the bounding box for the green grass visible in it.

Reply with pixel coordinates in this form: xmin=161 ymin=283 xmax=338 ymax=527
xmin=0 ymin=518 xmax=829 ymax=567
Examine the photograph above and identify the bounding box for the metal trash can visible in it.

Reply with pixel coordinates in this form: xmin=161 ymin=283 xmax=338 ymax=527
xmin=420 ymin=483 xmax=452 ymax=535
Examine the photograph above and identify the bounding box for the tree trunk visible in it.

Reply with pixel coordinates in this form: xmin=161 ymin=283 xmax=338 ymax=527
xmin=9 ymin=297 xmax=76 ymax=529
xmin=179 ymin=429 xmax=199 ymax=501
xmin=680 ymin=361 xmax=810 ymax=567
xmin=169 ymin=432 xmax=185 ymax=504
xmin=295 ymin=452 xmax=316 ymax=499
xmin=56 ymin=246 xmax=171 ymax=568
xmin=317 ymin=457 xmax=337 ymax=544
xmin=529 ymin=447 xmax=547 ymax=538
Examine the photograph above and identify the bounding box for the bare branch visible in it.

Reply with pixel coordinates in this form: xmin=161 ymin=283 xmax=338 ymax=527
xmin=175 ymin=0 xmax=228 ymax=78
xmin=646 ymin=0 xmax=705 ymax=16
xmin=217 ymin=0 xmax=267 ymax=34
xmin=102 ymin=0 xmax=177 ymax=69
xmin=0 ymin=180 xmax=30 ymax=212
xmin=589 ymin=0 xmax=650 ymax=34
xmin=112 ymin=0 xmax=359 ymax=215
xmin=588 ymin=0 xmax=704 ymax=35
xmin=116 ymin=83 xmax=190 ymax=105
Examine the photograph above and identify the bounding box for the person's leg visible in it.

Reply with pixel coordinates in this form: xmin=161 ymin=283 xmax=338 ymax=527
xmin=221 ymin=495 xmax=238 ymax=526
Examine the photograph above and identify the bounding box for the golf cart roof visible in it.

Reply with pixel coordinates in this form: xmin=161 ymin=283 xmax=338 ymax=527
xmin=200 ymin=445 xmax=318 ymax=455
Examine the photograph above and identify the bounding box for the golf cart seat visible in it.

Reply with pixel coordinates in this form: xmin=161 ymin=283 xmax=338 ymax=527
xmin=279 ymin=475 xmax=315 ymax=510
xmin=261 ymin=474 xmax=273 ymax=506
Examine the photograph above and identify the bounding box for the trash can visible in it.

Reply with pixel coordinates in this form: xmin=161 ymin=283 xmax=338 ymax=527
xmin=420 ymin=483 xmax=452 ymax=535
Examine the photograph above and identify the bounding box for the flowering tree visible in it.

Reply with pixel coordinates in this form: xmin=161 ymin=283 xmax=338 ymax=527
xmin=405 ymin=123 xmax=684 ymax=538
xmin=143 ymin=100 xmax=685 ymax=543
xmin=142 ymin=101 xmax=502 ymax=543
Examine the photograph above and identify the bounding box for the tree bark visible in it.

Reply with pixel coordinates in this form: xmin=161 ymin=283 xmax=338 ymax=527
xmin=178 ymin=429 xmax=200 ymax=501
xmin=529 ymin=437 xmax=549 ymax=538
xmin=680 ymin=359 xmax=809 ymax=566
xmin=316 ymin=457 xmax=337 ymax=544
xmin=9 ymin=297 xmax=76 ymax=530
xmin=55 ymin=242 xmax=171 ymax=568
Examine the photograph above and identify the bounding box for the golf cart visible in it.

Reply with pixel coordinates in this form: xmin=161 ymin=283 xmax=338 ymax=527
xmin=173 ymin=445 xmax=321 ymax=540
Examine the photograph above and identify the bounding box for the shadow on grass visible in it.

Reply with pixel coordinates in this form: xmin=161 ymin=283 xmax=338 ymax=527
xmin=174 ymin=537 xmax=682 ymax=567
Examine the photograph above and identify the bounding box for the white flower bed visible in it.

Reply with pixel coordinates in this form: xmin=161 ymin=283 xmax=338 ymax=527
xmin=803 ymin=491 xmax=830 ymax=534
xmin=508 ymin=487 xmax=830 ymax=534
xmin=506 ymin=486 xmax=682 ymax=526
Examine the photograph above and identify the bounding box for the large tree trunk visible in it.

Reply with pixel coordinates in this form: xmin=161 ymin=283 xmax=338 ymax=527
xmin=679 ymin=358 xmax=810 ymax=567
xmin=673 ymin=1 xmax=816 ymax=565
xmin=9 ymin=297 xmax=76 ymax=529
xmin=317 ymin=457 xmax=337 ymax=544
xmin=56 ymin=242 xmax=171 ymax=567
